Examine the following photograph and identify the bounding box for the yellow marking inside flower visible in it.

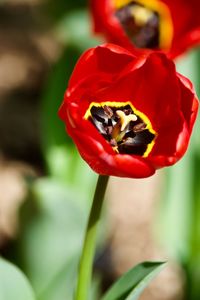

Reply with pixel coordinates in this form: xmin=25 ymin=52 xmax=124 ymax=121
xmin=84 ymin=101 xmax=157 ymax=157
xmin=114 ymin=0 xmax=173 ymax=50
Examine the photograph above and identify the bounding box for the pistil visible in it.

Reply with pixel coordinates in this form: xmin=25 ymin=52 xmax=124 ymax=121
xmin=116 ymin=110 xmax=137 ymax=131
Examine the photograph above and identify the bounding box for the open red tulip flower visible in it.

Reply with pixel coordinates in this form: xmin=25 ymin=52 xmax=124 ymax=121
xmin=59 ymin=44 xmax=198 ymax=178
xmin=90 ymin=0 xmax=200 ymax=58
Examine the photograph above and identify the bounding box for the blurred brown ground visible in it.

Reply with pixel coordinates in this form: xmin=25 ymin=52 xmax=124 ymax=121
xmin=0 ymin=0 xmax=60 ymax=241
xmin=107 ymin=175 xmax=184 ymax=300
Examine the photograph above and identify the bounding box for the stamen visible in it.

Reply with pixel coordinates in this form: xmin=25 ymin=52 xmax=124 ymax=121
xmin=116 ymin=110 xmax=137 ymax=131
xmin=133 ymin=122 xmax=146 ymax=132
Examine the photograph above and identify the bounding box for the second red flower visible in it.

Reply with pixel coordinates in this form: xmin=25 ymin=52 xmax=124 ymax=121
xmin=90 ymin=0 xmax=200 ymax=58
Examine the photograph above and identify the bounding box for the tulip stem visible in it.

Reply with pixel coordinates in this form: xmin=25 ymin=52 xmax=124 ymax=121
xmin=74 ymin=175 xmax=109 ymax=300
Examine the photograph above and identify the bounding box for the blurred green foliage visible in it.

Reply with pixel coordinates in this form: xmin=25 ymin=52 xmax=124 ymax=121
xmin=44 ymin=0 xmax=87 ymax=21
xmin=6 ymin=2 xmax=104 ymax=299
xmin=1 ymin=1 xmax=100 ymax=300
xmin=19 ymin=178 xmax=94 ymax=300
xmin=157 ymin=49 xmax=200 ymax=300
xmin=1 ymin=0 xmax=200 ymax=299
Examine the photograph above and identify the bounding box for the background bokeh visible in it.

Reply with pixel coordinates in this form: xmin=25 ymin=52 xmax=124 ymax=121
xmin=0 ymin=1 xmax=200 ymax=300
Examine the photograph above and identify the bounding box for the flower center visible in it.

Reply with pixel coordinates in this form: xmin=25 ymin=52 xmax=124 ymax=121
xmin=114 ymin=0 xmax=173 ymax=50
xmin=84 ymin=101 xmax=156 ymax=157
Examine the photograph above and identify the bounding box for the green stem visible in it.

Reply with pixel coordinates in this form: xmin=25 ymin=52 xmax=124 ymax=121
xmin=74 ymin=175 xmax=109 ymax=300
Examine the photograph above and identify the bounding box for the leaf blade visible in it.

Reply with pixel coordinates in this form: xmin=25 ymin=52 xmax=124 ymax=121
xmin=102 ymin=262 xmax=166 ymax=300
xmin=0 ymin=258 xmax=36 ymax=300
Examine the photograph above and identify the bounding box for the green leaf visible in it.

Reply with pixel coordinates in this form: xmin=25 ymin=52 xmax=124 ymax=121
xmin=0 ymin=257 xmax=35 ymax=300
xmin=101 ymin=262 xmax=166 ymax=300
xmin=41 ymin=45 xmax=82 ymax=151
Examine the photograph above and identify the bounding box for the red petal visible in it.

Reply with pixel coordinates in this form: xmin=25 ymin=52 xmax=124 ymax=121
xmin=69 ymin=44 xmax=134 ymax=89
xmin=72 ymin=130 xmax=155 ymax=178
xmin=177 ymin=73 xmax=199 ymax=134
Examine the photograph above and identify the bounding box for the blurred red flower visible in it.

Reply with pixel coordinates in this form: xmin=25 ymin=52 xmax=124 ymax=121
xmin=59 ymin=44 xmax=198 ymax=178
xmin=90 ymin=0 xmax=200 ymax=58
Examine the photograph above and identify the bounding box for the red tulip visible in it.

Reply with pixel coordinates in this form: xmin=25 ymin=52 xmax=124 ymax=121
xmin=90 ymin=0 xmax=200 ymax=58
xmin=59 ymin=44 xmax=198 ymax=178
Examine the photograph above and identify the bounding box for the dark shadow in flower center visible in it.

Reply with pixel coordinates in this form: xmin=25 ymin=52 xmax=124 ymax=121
xmin=88 ymin=104 xmax=155 ymax=156
xmin=115 ymin=1 xmax=160 ymax=49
